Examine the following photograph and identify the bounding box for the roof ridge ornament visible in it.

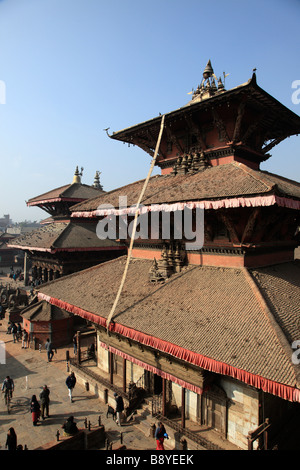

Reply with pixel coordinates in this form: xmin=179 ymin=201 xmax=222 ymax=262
xmin=72 ymin=166 xmax=84 ymax=184
xmin=190 ymin=60 xmax=227 ymax=103
xmin=92 ymin=171 xmax=103 ymax=190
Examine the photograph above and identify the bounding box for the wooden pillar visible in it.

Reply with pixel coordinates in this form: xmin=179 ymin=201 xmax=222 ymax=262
xmin=23 ymin=252 xmax=29 ymax=286
xmin=162 ymin=378 xmax=166 ymax=416
xmin=76 ymin=331 xmax=81 ymax=364
xmin=123 ymin=358 xmax=126 ymax=393
xmin=181 ymin=387 xmax=186 ymax=428
xmin=109 ymin=351 xmax=113 ymax=385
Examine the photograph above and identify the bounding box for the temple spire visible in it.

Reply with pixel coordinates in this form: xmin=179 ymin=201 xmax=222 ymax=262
xmin=190 ymin=60 xmax=226 ymax=103
xmin=203 ymin=59 xmax=214 ymax=79
xmin=92 ymin=171 xmax=103 ymax=190
xmin=72 ymin=166 xmax=83 ymax=184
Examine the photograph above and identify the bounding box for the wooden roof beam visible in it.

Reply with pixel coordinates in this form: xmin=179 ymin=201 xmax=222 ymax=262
xmin=183 ymin=113 xmax=207 ymax=150
xmin=232 ymin=98 xmax=247 ymax=144
xmin=165 ymin=124 xmax=184 ymax=154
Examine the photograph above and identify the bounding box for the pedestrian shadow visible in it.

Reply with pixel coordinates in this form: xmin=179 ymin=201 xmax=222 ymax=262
xmin=39 ymin=410 xmax=100 ymax=427
xmin=72 ymin=394 xmax=98 ymax=402
xmin=10 ymin=396 xmax=30 ymax=415
xmin=39 ymin=413 xmax=68 ymax=426
xmin=0 ymin=396 xmax=31 ymax=417
xmin=0 ymin=417 xmax=15 ymax=427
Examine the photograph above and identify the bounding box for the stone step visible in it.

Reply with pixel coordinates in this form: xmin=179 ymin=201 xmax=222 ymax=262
xmin=134 ymin=419 xmax=153 ymax=438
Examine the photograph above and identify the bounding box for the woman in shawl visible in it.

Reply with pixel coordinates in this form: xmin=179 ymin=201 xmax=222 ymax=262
xmin=30 ymin=394 xmax=41 ymax=426
xmin=155 ymin=421 xmax=167 ymax=450
xmin=5 ymin=427 xmax=17 ymax=450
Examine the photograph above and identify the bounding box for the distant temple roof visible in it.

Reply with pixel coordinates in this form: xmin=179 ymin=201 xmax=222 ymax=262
xmin=27 ymin=167 xmax=105 ymax=208
xmin=22 ymin=299 xmax=72 ymax=321
xmin=7 ymin=221 xmax=124 ymax=253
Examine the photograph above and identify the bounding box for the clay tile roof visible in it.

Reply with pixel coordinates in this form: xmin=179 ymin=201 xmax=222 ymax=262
xmin=7 ymin=221 xmax=122 ymax=251
xmin=8 ymin=222 xmax=68 ymax=250
xmin=38 ymin=257 xmax=299 ymax=387
xmin=27 ymin=183 xmax=105 ymax=206
xmin=250 ymin=262 xmax=300 ymax=346
xmin=22 ymin=300 xmax=71 ymax=321
xmin=70 ymin=163 xmax=300 ymax=214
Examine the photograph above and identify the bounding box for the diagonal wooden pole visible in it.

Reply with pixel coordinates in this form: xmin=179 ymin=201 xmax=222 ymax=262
xmin=106 ymin=114 xmax=165 ymax=333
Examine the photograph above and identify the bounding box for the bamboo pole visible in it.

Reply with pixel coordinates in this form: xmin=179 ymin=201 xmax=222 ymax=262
xmin=106 ymin=115 xmax=165 ymax=333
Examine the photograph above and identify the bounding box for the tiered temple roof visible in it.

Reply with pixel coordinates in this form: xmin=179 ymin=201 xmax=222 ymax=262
xmin=35 ymin=62 xmax=300 ymax=403
xmin=108 ymin=67 xmax=300 ymax=171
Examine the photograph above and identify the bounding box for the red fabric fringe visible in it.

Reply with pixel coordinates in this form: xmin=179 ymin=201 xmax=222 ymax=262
xmin=38 ymin=293 xmax=298 ymax=402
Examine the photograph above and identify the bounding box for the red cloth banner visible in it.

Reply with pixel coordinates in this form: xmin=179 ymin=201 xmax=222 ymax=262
xmin=37 ymin=292 xmax=299 ymax=403
xmin=71 ymin=195 xmax=300 ymax=219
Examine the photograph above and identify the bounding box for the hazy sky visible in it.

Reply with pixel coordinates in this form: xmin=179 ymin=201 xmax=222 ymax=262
xmin=0 ymin=0 xmax=299 ymax=222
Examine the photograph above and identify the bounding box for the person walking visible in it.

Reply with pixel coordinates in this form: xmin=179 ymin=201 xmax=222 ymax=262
xmin=155 ymin=421 xmax=168 ymax=450
xmin=16 ymin=323 xmax=22 ymax=342
xmin=11 ymin=323 xmax=17 ymax=343
xmin=114 ymin=392 xmax=124 ymax=426
xmin=30 ymin=395 xmax=41 ymax=426
xmin=22 ymin=329 xmax=28 ymax=349
xmin=45 ymin=338 xmax=54 ymax=362
xmin=39 ymin=385 xmax=50 ymax=419
xmin=5 ymin=427 xmax=17 ymax=450
xmin=66 ymin=371 xmax=76 ymax=403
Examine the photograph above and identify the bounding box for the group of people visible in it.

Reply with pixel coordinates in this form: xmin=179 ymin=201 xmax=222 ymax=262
xmin=8 ymin=269 xmax=24 ymax=282
xmin=112 ymin=393 xmax=168 ymax=450
xmin=2 ymin=323 xmax=170 ymax=450
xmin=1 ymin=370 xmax=79 ymax=449
xmin=4 ymin=414 xmax=79 ymax=450
xmin=29 ymin=372 xmax=77 ymax=426
xmin=2 ymin=371 xmax=169 ymax=450
xmin=6 ymin=322 xmax=28 ymax=347
xmin=30 ymin=384 xmax=51 ymax=425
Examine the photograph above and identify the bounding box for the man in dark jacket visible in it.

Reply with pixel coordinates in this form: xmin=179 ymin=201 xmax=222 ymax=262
xmin=114 ymin=392 xmax=124 ymax=426
xmin=39 ymin=385 xmax=50 ymax=419
xmin=66 ymin=372 xmax=76 ymax=403
xmin=45 ymin=338 xmax=54 ymax=362
xmin=11 ymin=323 xmax=17 ymax=343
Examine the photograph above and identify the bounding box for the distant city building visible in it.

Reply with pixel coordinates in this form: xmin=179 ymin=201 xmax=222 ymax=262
xmin=0 ymin=214 xmax=12 ymax=230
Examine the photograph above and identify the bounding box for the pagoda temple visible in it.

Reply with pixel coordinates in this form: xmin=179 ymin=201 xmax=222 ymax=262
xmin=8 ymin=167 xmax=126 ymax=283
xmin=35 ymin=62 xmax=300 ymax=450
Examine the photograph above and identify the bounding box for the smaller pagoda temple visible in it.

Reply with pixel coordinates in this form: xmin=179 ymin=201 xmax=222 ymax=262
xmin=21 ymin=299 xmax=74 ymax=348
xmin=8 ymin=167 xmax=126 ymax=283
xmin=26 ymin=166 xmax=103 ymax=224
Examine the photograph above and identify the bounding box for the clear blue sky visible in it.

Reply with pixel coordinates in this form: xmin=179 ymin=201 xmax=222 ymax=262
xmin=0 ymin=0 xmax=299 ymax=222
